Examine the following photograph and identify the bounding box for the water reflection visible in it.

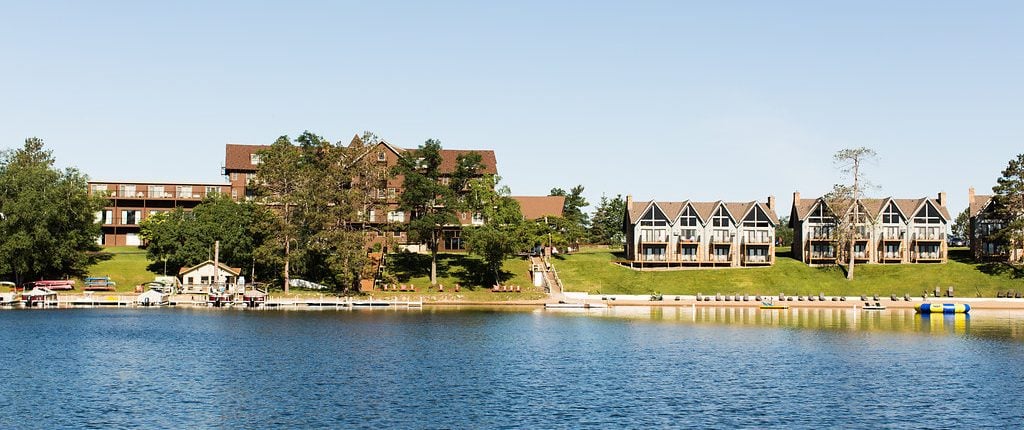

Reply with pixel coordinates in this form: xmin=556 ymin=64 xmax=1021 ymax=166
xmin=548 ymin=306 xmax=1024 ymax=341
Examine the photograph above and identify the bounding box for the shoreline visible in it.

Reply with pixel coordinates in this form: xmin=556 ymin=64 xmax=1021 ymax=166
xmin=8 ymin=292 xmax=1024 ymax=310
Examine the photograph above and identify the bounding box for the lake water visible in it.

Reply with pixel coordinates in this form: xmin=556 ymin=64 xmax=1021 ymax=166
xmin=1 ymin=306 xmax=1023 ymax=429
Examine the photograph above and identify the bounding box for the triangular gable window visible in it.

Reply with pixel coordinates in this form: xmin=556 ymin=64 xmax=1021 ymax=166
xmin=712 ymin=206 xmax=731 ymax=227
xmin=914 ymin=202 xmax=943 ymax=224
xmin=743 ymin=206 xmax=771 ymax=227
xmin=639 ymin=205 xmax=669 ymax=226
xmin=881 ymin=201 xmax=904 ymax=224
xmin=678 ymin=205 xmax=700 ymax=227
xmin=808 ymin=202 xmax=835 ymax=224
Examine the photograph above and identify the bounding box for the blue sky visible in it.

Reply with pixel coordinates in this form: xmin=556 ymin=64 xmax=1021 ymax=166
xmin=2 ymin=1 xmax=1022 ymax=217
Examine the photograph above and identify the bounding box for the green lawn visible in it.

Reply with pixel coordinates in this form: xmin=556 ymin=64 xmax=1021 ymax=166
xmin=555 ymin=247 xmax=1024 ymax=297
xmin=82 ymin=246 xmax=161 ymax=292
xmin=81 ymin=247 xmax=545 ymax=300
xmin=382 ymin=252 xmax=545 ymax=300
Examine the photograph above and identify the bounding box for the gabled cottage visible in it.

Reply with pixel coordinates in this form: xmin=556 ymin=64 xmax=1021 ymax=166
xmin=968 ymin=187 xmax=1023 ymax=262
xmin=622 ymin=195 xmax=778 ymax=268
xmin=178 ymin=260 xmax=242 ymax=290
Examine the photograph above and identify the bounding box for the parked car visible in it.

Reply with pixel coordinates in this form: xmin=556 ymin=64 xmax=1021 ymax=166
xmin=947 ymin=236 xmax=966 ymax=247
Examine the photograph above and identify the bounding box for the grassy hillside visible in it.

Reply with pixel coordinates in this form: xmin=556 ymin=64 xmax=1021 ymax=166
xmin=383 ymin=252 xmax=544 ymax=300
xmin=82 ymin=246 xmax=161 ymax=292
xmin=555 ymin=247 xmax=1024 ymax=297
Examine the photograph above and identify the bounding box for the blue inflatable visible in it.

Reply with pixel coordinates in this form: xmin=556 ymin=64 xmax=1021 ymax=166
xmin=915 ymin=303 xmax=970 ymax=314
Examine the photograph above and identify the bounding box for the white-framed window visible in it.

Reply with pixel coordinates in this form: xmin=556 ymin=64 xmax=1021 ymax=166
xmin=176 ymin=186 xmax=192 ymax=198
xmin=882 ymin=202 xmax=903 ymax=224
xmin=206 ymin=186 xmax=220 ymax=196
xmin=742 ymin=207 xmax=770 ymax=227
xmin=91 ymin=184 xmax=107 ymax=194
xmin=377 ymin=151 xmax=386 ymax=162
xmin=387 ymin=211 xmax=405 ymax=223
xmin=230 ymin=173 xmax=238 ymax=181
xmin=712 ymin=206 xmax=731 ymax=227
xmin=121 ymin=210 xmax=141 ymax=225
xmin=914 ymin=204 xmax=943 ymax=224
xmin=250 ymin=154 xmax=262 ymax=165
xmin=808 ymin=203 xmax=833 ymax=224
xmin=678 ymin=206 xmax=700 ymax=227
xmin=118 ymin=184 xmax=137 ymax=197
xmin=471 ymin=213 xmax=484 ymax=225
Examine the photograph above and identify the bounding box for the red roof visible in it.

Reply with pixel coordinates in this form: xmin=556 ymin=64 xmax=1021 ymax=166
xmin=224 ymin=142 xmax=498 ymax=175
xmin=511 ymin=196 xmax=565 ymax=220
xmin=224 ymin=144 xmax=267 ymax=172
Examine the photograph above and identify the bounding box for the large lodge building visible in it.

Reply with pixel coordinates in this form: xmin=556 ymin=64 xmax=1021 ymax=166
xmin=91 ymin=135 xmax=499 ymax=250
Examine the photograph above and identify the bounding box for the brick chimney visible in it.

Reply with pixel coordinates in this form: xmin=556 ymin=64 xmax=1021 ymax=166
xmin=793 ymin=191 xmax=801 ymax=205
xmin=767 ymin=195 xmax=776 ymax=211
xmin=937 ymin=191 xmax=946 ymax=207
xmin=626 ymin=194 xmax=633 ymax=210
xmin=968 ymin=187 xmax=975 ymax=207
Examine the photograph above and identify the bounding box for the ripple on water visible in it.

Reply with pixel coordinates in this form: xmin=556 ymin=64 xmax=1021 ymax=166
xmin=1 ymin=307 xmax=1023 ymax=428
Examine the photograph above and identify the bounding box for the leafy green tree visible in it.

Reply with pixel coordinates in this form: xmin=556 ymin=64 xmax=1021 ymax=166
xmin=549 ymin=185 xmax=589 ymax=246
xmin=252 ymin=131 xmax=382 ymax=292
xmin=140 ymin=194 xmax=268 ymax=278
xmin=951 ymin=208 xmax=970 ymax=242
xmin=588 ymin=194 xmax=626 ymax=246
xmin=396 ymin=139 xmax=484 ymax=285
xmin=0 ymin=138 xmax=106 ymax=285
xmin=462 ymin=177 xmax=528 ymax=283
xmin=252 ymin=135 xmax=306 ymax=293
xmin=775 ymin=216 xmax=794 ymax=246
xmin=992 ymin=153 xmax=1024 ymax=263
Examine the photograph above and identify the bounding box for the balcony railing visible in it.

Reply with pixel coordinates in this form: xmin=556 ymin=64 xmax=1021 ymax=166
xmin=709 ymin=253 xmax=733 ymax=262
xmin=912 ymin=251 xmax=944 ymax=260
xmin=710 ymin=236 xmax=734 ymax=244
xmin=809 ymin=232 xmax=833 ymax=240
xmin=678 ymin=235 xmax=700 ymax=243
xmin=675 ymin=255 xmax=699 ymax=262
xmin=913 ymin=232 xmax=946 ymax=241
xmin=92 ymin=189 xmax=228 ymax=200
xmin=879 ymin=232 xmax=906 ymax=241
xmin=744 ymin=254 xmax=772 ymax=264
xmin=639 ymin=237 xmax=670 ymax=244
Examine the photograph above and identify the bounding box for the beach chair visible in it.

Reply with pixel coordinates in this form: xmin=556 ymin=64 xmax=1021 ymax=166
xmin=454 ymin=284 xmax=460 ymax=292
xmin=890 ymin=294 xmax=898 ymax=301
xmin=410 ymin=285 xmax=416 ymax=292
xmin=438 ymin=285 xmax=444 ymax=293
xmin=515 ymin=286 xmax=521 ymax=293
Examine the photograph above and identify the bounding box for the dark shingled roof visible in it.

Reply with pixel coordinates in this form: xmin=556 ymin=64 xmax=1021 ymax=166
xmin=793 ymin=196 xmax=951 ymax=221
xmin=511 ymin=196 xmax=565 ymax=220
xmin=627 ymin=200 xmax=779 ymax=226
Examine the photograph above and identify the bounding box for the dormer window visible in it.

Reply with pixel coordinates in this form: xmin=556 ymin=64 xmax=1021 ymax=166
xmin=250 ymin=154 xmax=262 ymax=165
